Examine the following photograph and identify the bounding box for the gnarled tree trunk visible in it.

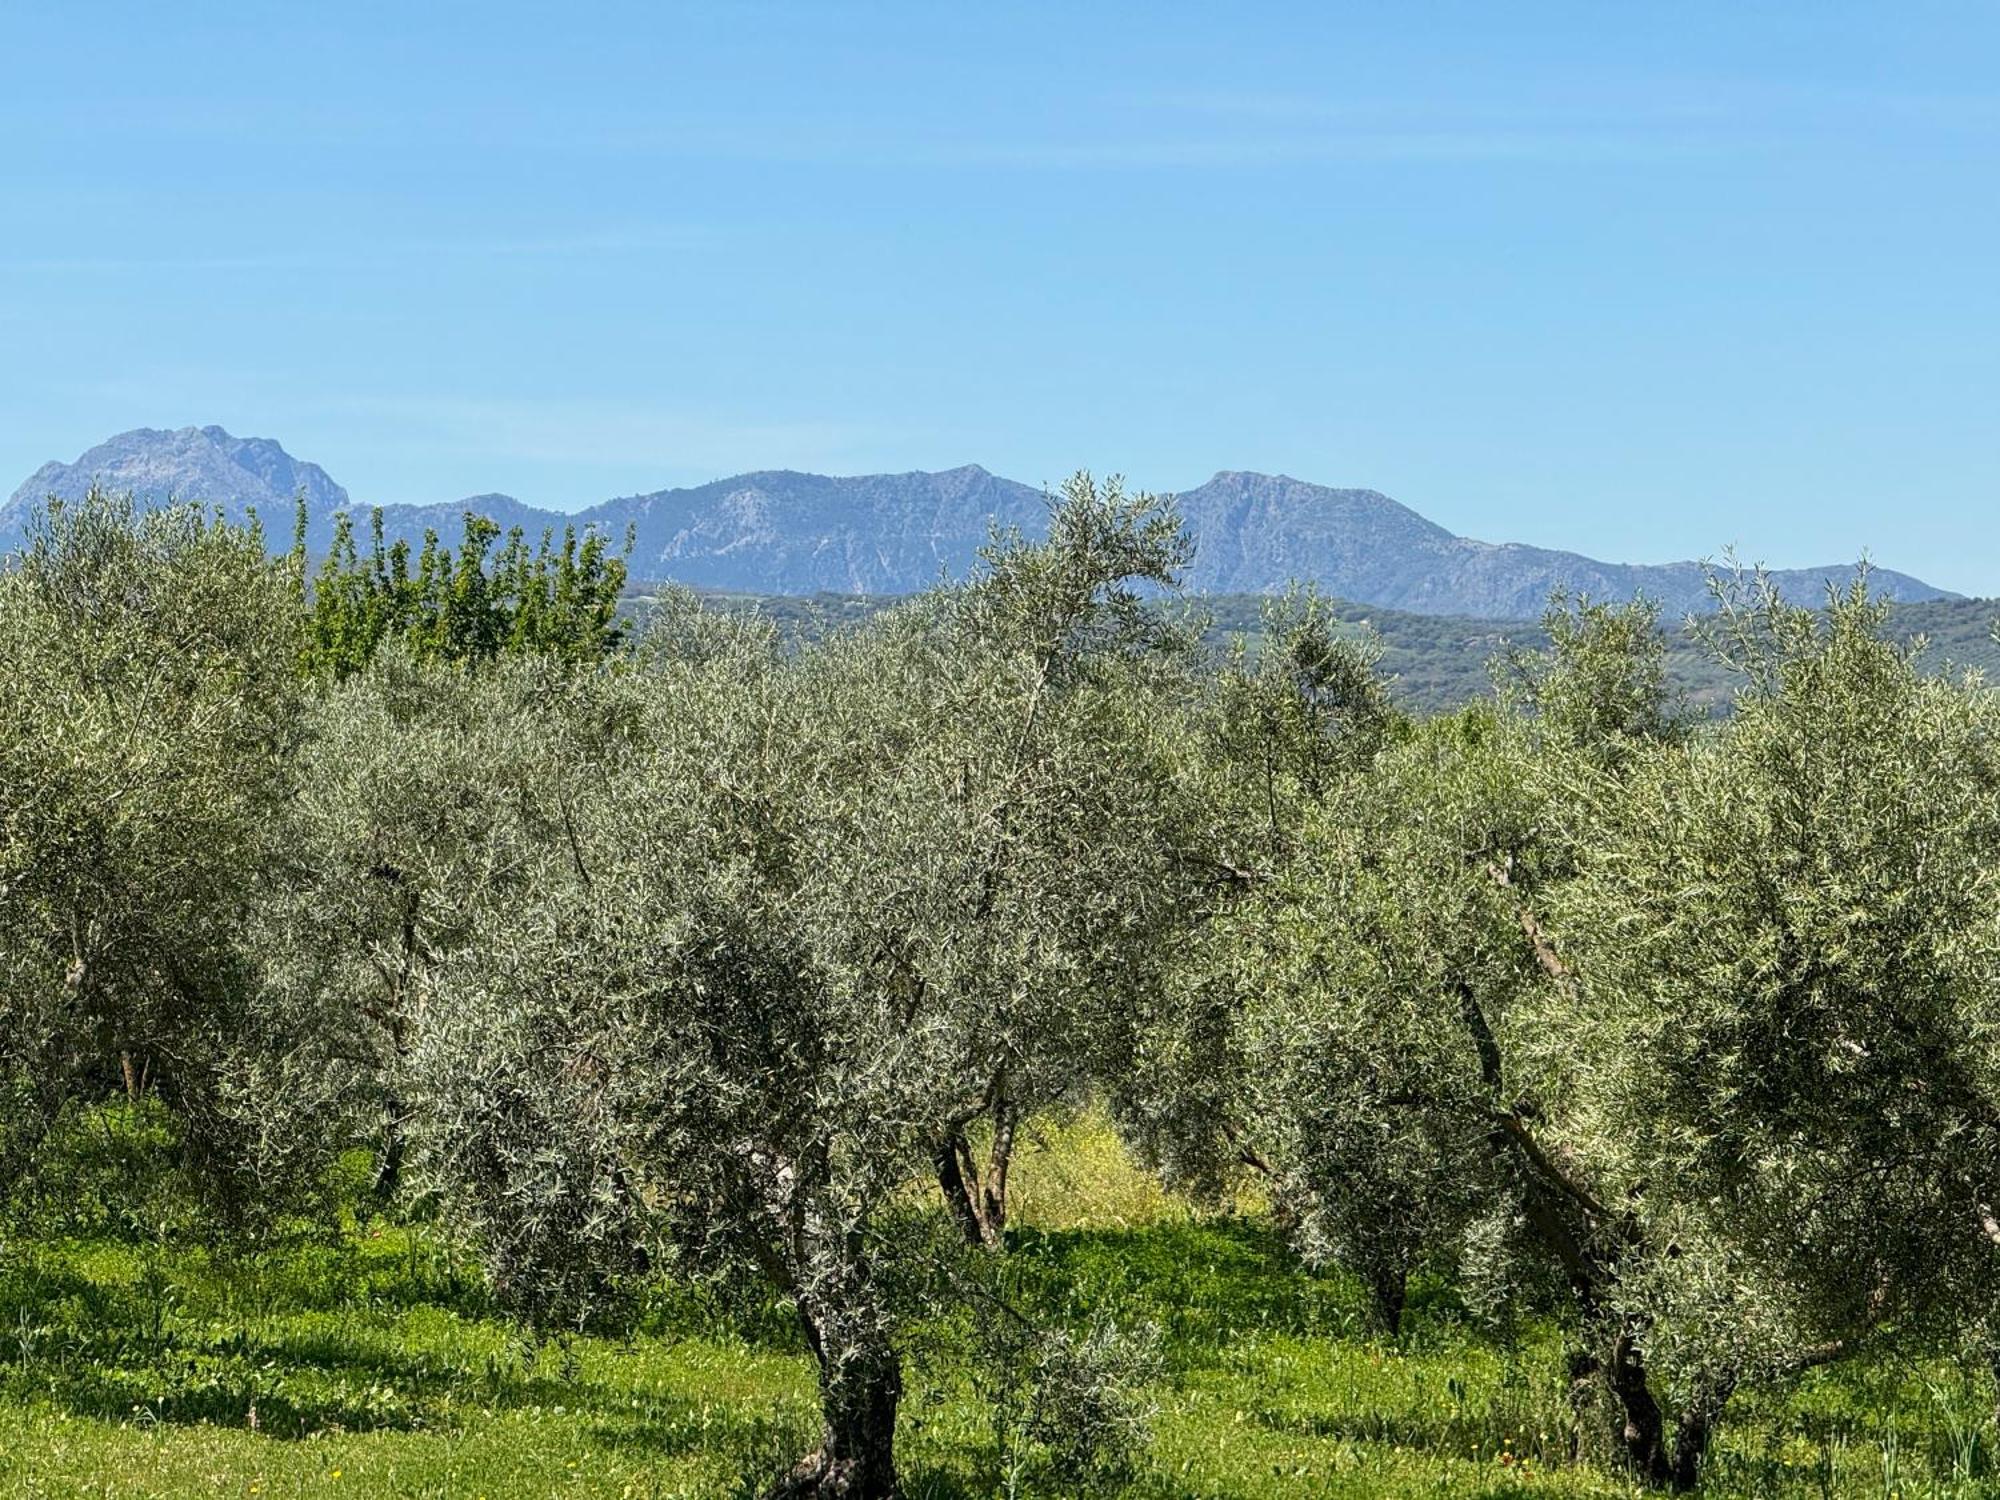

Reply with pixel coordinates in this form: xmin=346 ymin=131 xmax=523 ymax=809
xmin=1600 ymin=1322 xmax=1731 ymax=1492
xmin=1565 ymin=1345 xmax=1601 ymax=1462
xmin=1453 ymin=900 xmax=1725 ymax=1493
xmin=372 ymin=1095 xmax=407 ymax=1201
xmin=767 ymin=1308 xmax=902 ymax=1500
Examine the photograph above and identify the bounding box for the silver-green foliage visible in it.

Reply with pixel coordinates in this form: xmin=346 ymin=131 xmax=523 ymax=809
xmin=1112 ymin=592 xmax=1400 ymax=1212
xmin=401 ymin=475 xmax=1201 ymax=1494
xmin=1151 ymin=593 xmax=1721 ymax=1477
xmin=257 ymin=644 xmax=652 ymax=1211
xmin=0 ymin=491 xmax=308 ymax=1215
xmin=1556 ymin=580 xmax=2000 ymax=1389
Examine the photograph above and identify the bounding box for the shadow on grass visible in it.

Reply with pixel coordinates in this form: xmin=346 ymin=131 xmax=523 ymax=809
xmin=1000 ymin=1218 xmax=1366 ymax=1365
xmin=1260 ymin=1404 xmax=1461 ymax=1447
xmin=0 ymin=1284 xmax=799 ymax=1442
xmin=1251 ymin=1403 xmax=1565 ymax=1461
xmin=0 ymin=1354 xmax=435 ymax=1438
xmin=0 ymin=1337 xmax=809 ymax=1445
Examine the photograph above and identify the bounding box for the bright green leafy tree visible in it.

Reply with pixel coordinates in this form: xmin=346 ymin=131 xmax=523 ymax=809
xmin=295 ymin=501 xmax=631 ymax=678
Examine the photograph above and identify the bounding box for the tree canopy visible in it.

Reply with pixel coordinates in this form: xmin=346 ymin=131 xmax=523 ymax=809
xmin=6 ymin=486 xmax=2000 ymax=1496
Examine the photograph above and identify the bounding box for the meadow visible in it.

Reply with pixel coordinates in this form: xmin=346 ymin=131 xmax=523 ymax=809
xmin=0 ymin=1113 xmax=1990 ymax=1500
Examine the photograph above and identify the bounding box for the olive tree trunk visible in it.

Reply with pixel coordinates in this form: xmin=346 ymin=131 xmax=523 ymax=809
xmin=767 ymin=1307 xmax=902 ymax=1500
xmin=1364 ymin=1261 xmax=1408 ymax=1337
xmin=1605 ymin=1325 xmax=1670 ymax=1483
xmin=371 ymin=1096 xmax=408 ymax=1201
xmin=1601 ymin=1323 xmax=1731 ymax=1492
xmin=934 ymin=1099 xmax=1018 ymax=1251
xmin=1455 ymin=960 xmax=1721 ymax=1492
xmin=1664 ymin=1376 xmax=1734 ymax=1493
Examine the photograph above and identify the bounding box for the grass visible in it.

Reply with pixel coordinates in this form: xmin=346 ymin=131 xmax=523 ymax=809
xmin=0 ymin=1115 xmax=1995 ymax=1497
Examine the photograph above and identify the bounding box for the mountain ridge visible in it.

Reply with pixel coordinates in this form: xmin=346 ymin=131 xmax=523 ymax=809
xmin=1 ymin=425 xmax=1959 ymax=618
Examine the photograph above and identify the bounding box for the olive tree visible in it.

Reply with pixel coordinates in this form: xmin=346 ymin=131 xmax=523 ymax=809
xmin=1544 ymin=579 xmax=2000 ymax=1482
xmin=0 ymin=492 xmax=312 ymax=1217
xmin=403 ymin=475 xmax=1203 ymax=1498
xmin=1128 ymin=600 xmax=1656 ymax=1328
xmin=910 ymin=481 xmax=1206 ymax=1249
xmin=1235 ymin=712 xmax=1553 ymax=1334
xmin=1112 ymin=594 xmax=1401 ymax=1217
xmin=1135 ymin=594 xmax=1724 ymax=1474
xmin=256 ymin=645 xmax=653 ymax=1203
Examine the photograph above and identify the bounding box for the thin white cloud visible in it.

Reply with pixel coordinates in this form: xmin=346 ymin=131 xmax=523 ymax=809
xmin=5 ymin=88 xmax=1762 ymax=175
xmin=870 ymin=129 xmax=1730 ymax=170
xmin=0 ymin=226 xmax=710 ymax=275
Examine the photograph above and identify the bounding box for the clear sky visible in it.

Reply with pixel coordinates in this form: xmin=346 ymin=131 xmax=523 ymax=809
xmin=4 ymin=2 xmax=1996 ymax=591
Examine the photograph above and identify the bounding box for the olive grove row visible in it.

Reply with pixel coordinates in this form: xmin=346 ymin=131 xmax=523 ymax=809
xmin=2 ymin=480 xmax=1997 ymax=1497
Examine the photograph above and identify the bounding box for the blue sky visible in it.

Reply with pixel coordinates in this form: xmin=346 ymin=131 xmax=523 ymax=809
xmin=4 ymin=1 xmax=1997 ymax=591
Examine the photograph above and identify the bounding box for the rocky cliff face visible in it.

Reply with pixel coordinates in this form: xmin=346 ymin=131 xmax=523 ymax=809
xmin=3 ymin=426 xmax=349 ymax=547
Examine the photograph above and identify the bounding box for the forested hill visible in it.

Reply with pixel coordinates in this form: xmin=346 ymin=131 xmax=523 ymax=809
xmin=1210 ymin=590 xmax=2000 ymax=712
xmin=671 ymin=586 xmax=2000 ymax=715
xmin=3 ymin=425 xmax=1958 ymax=618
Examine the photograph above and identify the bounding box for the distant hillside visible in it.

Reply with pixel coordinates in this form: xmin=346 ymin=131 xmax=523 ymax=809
xmin=3 ymin=426 xmax=1961 ymax=619
xmin=670 ymin=587 xmax=2000 ymax=716
xmin=1201 ymin=590 xmax=2000 ymax=715
xmin=588 ymin=469 xmax=1954 ymax=614
xmin=594 ymin=465 xmax=1048 ymax=593
xmin=1171 ymin=472 xmax=1953 ymax=617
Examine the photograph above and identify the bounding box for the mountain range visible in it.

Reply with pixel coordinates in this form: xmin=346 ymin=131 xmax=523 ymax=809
xmin=0 ymin=425 xmax=1958 ymax=619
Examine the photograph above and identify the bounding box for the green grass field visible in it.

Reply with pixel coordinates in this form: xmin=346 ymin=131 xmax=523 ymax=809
xmin=0 ymin=1115 xmax=1991 ymax=1498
